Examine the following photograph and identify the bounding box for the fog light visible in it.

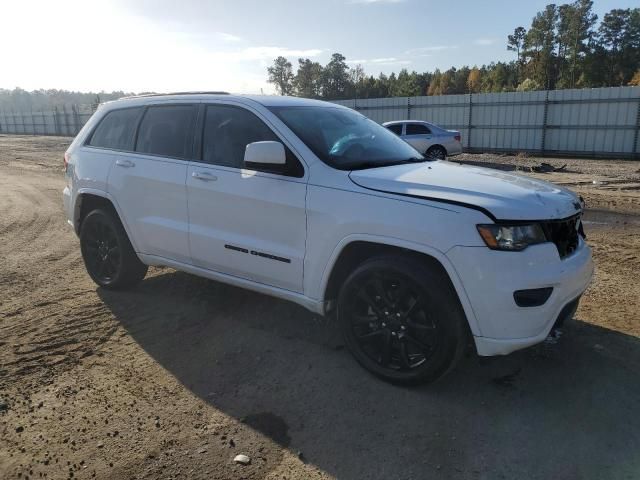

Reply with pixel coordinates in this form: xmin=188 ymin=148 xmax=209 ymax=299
xmin=513 ymin=287 xmax=553 ymax=307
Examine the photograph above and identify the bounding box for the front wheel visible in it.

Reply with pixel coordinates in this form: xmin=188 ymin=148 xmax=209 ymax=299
xmin=80 ymin=209 xmax=148 ymax=289
xmin=426 ymin=145 xmax=447 ymax=160
xmin=337 ymin=255 xmax=467 ymax=385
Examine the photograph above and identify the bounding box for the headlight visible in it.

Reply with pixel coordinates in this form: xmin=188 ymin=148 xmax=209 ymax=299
xmin=476 ymin=224 xmax=547 ymax=251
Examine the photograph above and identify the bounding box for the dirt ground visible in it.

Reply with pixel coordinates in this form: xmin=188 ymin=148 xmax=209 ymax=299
xmin=1 ymin=135 xmax=639 ymax=480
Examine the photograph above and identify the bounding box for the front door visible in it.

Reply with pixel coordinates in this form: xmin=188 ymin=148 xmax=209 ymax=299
xmin=186 ymin=104 xmax=307 ymax=293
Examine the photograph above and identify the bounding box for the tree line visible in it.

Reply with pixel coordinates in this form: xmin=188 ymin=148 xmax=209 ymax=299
xmin=0 ymin=88 xmax=137 ymax=112
xmin=268 ymin=1 xmax=640 ymax=99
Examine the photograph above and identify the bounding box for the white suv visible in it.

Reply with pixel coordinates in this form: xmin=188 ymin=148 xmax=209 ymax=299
xmin=63 ymin=93 xmax=593 ymax=384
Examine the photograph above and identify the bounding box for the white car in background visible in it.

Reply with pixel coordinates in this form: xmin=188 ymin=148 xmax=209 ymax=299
xmin=63 ymin=93 xmax=593 ymax=385
xmin=383 ymin=120 xmax=463 ymax=159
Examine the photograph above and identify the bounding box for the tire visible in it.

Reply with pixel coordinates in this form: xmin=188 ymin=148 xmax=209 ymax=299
xmin=337 ymin=255 xmax=467 ymax=385
xmin=426 ymin=145 xmax=447 ymax=160
xmin=80 ymin=208 xmax=148 ymax=290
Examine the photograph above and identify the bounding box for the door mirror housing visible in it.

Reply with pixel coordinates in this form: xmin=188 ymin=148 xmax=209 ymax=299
xmin=244 ymin=141 xmax=286 ymax=166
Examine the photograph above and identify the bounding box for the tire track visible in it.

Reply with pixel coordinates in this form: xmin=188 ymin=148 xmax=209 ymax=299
xmin=0 ymin=145 xmax=119 ymax=388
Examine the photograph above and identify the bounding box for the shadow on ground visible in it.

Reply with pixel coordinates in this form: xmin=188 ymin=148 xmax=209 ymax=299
xmin=98 ymin=270 xmax=640 ymax=479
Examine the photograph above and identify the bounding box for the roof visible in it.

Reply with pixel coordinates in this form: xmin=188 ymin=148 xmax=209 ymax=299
xmin=241 ymin=95 xmax=339 ymax=107
xmin=382 ymin=120 xmax=434 ymax=126
xmin=121 ymin=91 xmax=230 ymax=99
xmin=103 ymin=93 xmax=343 ymax=109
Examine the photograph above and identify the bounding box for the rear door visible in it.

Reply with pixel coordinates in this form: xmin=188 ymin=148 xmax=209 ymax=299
xmin=107 ymin=103 xmax=196 ymax=263
xmin=82 ymin=106 xmax=142 ymax=201
xmin=404 ymin=123 xmax=433 ymax=153
xmin=186 ymin=103 xmax=307 ymax=293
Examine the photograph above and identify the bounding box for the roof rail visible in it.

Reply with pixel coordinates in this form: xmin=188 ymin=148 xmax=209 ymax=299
xmin=121 ymin=91 xmax=230 ymax=99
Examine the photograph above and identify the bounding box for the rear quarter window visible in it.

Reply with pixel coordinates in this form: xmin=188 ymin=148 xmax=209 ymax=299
xmin=386 ymin=124 xmax=403 ymax=135
xmin=88 ymin=107 xmax=142 ymax=151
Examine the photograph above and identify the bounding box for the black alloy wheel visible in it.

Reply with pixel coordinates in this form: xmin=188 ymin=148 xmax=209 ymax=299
xmin=346 ymin=271 xmax=439 ymax=371
xmin=426 ymin=145 xmax=447 ymax=160
xmin=80 ymin=209 xmax=148 ymax=289
xmin=82 ymin=215 xmax=122 ymax=284
xmin=338 ymin=255 xmax=467 ymax=384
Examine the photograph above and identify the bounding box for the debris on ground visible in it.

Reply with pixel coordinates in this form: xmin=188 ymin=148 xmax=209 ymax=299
xmin=530 ymin=162 xmax=567 ymax=173
xmin=544 ymin=329 xmax=563 ymax=345
xmin=233 ymin=454 xmax=251 ymax=465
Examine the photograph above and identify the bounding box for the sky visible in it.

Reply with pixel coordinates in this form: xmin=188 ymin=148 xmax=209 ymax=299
xmin=1 ymin=0 xmax=637 ymax=94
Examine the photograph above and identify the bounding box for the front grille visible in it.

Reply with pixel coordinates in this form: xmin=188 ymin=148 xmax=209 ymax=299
xmin=541 ymin=214 xmax=581 ymax=259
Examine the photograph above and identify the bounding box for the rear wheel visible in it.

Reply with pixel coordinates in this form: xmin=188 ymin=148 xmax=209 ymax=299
xmin=80 ymin=209 xmax=147 ymax=289
xmin=337 ymin=255 xmax=467 ymax=385
xmin=426 ymin=145 xmax=447 ymax=160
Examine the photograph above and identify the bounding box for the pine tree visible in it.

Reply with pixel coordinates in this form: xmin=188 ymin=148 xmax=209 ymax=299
xmin=267 ymin=57 xmax=295 ymax=95
xmin=295 ymin=58 xmax=323 ymax=98
xmin=507 ymin=26 xmax=527 ymax=81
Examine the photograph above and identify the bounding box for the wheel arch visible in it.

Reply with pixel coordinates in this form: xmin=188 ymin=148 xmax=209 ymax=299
xmin=74 ymin=189 xmax=139 ymax=252
xmin=319 ymin=235 xmax=481 ymax=336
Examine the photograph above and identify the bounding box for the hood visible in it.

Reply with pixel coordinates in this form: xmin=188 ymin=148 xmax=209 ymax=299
xmin=349 ymin=161 xmax=581 ymax=221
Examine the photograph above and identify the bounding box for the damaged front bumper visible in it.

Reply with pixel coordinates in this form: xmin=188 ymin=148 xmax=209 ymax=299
xmin=446 ymin=237 xmax=594 ymax=356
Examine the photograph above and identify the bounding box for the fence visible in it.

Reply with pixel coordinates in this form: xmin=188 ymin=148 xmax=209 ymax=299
xmin=333 ymin=86 xmax=640 ymax=159
xmin=0 ymin=105 xmax=94 ymax=136
xmin=1 ymin=87 xmax=639 ymax=158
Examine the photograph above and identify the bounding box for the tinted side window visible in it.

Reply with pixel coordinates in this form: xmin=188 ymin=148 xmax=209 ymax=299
xmin=88 ymin=107 xmax=142 ymax=150
xmin=386 ymin=124 xmax=403 ymax=135
xmin=406 ymin=123 xmax=431 ymax=135
xmin=135 ymin=105 xmax=196 ymax=159
xmin=202 ymin=105 xmax=303 ymax=177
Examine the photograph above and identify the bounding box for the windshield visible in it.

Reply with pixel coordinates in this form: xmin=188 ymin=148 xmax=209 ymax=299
xmin=269 ymin=106 xmax=427 ymax=170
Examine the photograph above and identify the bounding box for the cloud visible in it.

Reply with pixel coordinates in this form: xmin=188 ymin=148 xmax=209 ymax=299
xmin=234 ymin=47 xmax=323 ymax=61
xmin=348 ymin=57 xmax=411 ymax=66
xmin=474 ymin=38 xmax=498 ymax=46
xmin=216 ymin=32 xmax=243 ymax=43
xmin=404 ymin=45 xmax=458 ymax=56
xmin=0 ymin=0 xmax=305 ymax=95
xmin=205 ymin=46 xmax=323 ymax=70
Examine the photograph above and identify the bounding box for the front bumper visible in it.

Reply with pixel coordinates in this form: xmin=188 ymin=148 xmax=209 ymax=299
xmin=446 ymin=238 xmax=594 ymax=356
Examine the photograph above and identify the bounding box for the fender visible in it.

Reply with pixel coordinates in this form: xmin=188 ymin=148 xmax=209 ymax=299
xmin=317 ymin=233 xmax=482 ymax=337
xmin=73 ymin=187 xmax=141 ymax=254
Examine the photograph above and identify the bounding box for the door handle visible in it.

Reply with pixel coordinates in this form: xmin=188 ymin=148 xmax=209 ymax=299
xmin=192 ymin=171 xmax=218 ymax=181
xmin=115 ymin=159 xmax=135 ymax=168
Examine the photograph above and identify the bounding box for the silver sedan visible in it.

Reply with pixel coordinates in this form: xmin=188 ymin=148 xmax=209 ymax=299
xmin=382 ymin=120 xmax=463 ymax=159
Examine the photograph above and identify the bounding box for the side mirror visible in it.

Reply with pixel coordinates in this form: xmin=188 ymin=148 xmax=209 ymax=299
xmin=244 ymin=141 xmax=286 ymax=166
